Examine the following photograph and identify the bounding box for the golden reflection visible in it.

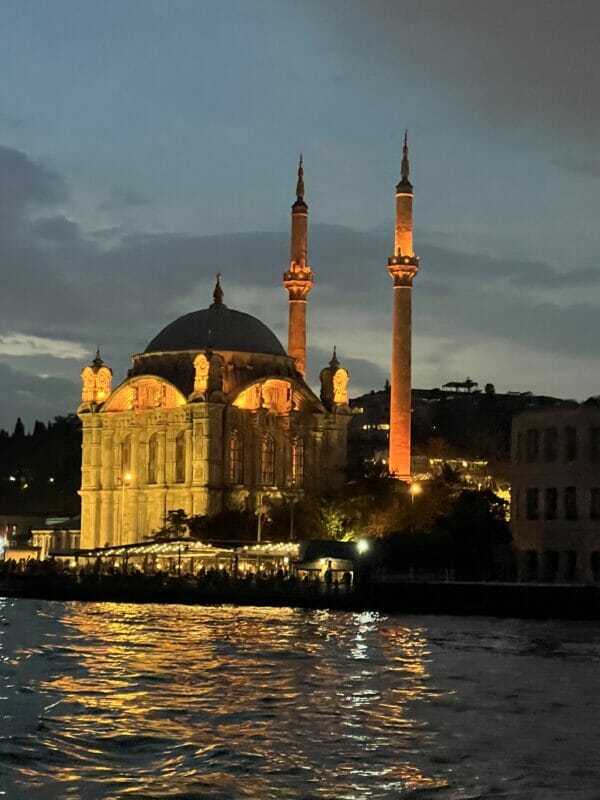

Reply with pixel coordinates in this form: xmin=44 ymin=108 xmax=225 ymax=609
xmin=2 ymin=603 xmax=450 ymax=797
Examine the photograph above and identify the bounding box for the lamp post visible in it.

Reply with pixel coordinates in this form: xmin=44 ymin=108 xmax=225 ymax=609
xmin=120 ymin=471 xmax=132 ymax=546
xmin=408 ymin=482 xmax=421 ymax=579
xmin=255 ymin=503 xmax=268 ymax=543
xmin=409 ymin=482 xmax=422 ymax=531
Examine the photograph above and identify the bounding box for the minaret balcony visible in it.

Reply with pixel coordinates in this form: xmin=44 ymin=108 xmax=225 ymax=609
xmin=283 ymin=268 xmax=314 ymax=300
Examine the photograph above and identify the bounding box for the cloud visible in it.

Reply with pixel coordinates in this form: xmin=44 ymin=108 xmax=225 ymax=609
xmin=100 ymin=187 xmax=149 ymax=211
xmin=0 ymin=362 xmax=79 ymax=430
xmin=1 ymin=143 xmax=600 ymax=427
xmin=552 ymin=156 xmax=600 ymax=178
xmin=0 ymin=145 xmax=67 ymax=218
xmin=0 ymin=333 xmax=87 ymax=359
xmin=305 ymin=0 xmax=600 ymax=155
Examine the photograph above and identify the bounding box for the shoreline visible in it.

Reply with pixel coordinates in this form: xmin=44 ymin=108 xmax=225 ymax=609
xmin=2 ymin=576 xmax=600 ymax=620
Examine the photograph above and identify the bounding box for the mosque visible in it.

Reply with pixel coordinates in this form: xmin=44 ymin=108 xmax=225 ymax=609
xmin=77 ymin=141 xmax=418 ymax=548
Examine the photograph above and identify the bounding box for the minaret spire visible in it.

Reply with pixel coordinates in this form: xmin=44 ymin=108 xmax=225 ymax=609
xmin=283 ymin=155 xmax=313 ymax=377
xmin=387 ymin=133 xmax=419 ymax=481
xmin=401 ymin=130 xmax=410 ymax=183
xmin=296 ymin=153 xmax=304 ymax=200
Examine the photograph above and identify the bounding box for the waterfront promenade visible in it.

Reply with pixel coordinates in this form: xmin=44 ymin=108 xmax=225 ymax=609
xmin=2 ymin=562 xmax=600 ymax=620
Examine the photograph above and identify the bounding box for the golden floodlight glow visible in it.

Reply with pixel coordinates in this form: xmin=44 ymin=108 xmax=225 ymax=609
xmin=409 ymin=482 xmax=422 ymax=496
xmin=356 ymin=539 xmax=369 ymax=554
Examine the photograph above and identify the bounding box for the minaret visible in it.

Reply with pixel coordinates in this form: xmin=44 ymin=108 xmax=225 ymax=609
xmin=283 ymin=155 xmax=313 ymax=377
xmin=387 ymin=132 xmax=419 ymax=480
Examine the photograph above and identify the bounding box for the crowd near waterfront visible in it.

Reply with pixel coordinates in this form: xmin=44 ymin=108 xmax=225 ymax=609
xmin=1 ymin=599 xmax=599 ymax=799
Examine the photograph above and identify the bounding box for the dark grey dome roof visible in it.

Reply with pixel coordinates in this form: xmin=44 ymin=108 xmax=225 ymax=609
xmin=144 ymin=303 xmax=287 ymax=357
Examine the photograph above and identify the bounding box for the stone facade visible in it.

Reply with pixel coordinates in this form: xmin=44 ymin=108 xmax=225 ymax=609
xmin=511 ymin=403 xmax=600 ymax=582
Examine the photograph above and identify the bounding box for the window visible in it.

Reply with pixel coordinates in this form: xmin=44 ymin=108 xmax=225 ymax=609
xmin=261 ymin=434 xmax=275 ymax=486
xmin=543 ymin=428 xmax=557 ymax=462
xmin=564 ymin=486 xmax=577 ymax=520
xmin=591 ymin=488 xmax=600 ymax=520
xmin=516 ymin=432 xmax=522 ymax=463
xmin=589 ymin=427 xmax=600 ymax=463
xmin=120 ymin=435 xmax=132 ymax=476
xmin=228 ymin=430 xmax=243 ymax=484
xmin=526 ymin=429 xmax=539 ymax=462
xmin=544 ymin=488 xmax=557 ymax=520
xmin=526 ymin=488 xmax=539 ymax=520
xmin=148 ymin=434 xmax=159 ymax=484
xmin=175 ymin=431 xmax=186 ymax=483
xmin=565 ymin=426 xmax=577 ymax=462
xmin=291 ymin=436 xmax=304 ymax=488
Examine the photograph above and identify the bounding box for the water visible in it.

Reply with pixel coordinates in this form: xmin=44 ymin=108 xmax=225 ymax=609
xmin=0 ymin=599 xmax=599 ymax=799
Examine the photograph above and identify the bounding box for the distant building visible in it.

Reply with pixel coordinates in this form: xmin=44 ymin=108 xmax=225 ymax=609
xmin=511 ymin=402 xmax=600 ymax=583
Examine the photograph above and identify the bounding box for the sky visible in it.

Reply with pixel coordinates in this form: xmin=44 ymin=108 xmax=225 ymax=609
xmin=1 ymin=0 xmax=600 ymax=429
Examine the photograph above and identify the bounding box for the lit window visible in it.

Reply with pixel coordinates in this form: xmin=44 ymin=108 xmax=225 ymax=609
xmin=148 ymin=433 xmax=159 ymax=485
xmin=120 ymin=435 xmax=132 ymax=476
xmin=291 ymin=436 xmax=304 ymax=488
xmin=261 ymin=434 xmax=275 ymax=486
xmin=175 ymin=431 xmax=186 ymax=483
xmin=229 ymin=430 xmax=243 ymax=484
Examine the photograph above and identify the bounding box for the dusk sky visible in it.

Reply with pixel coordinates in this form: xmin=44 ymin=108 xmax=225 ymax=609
xmin=1 ymin=0 xmax=600 ymax=428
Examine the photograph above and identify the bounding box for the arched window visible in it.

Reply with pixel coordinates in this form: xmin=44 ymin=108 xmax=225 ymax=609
xmin=291 ymin=436 xmax=304 ymax=488
xmin=229 ymin=429 xmax=243 ymax=484
xmin=261 ymin=433 xmax=275 ymax=486
xmin=120 ymin=435 xmax=132 ymax=477
xmin=148 ymin=433 xmax=159 ymax=484
xmin=175 ymin=430 xmax=186 ymax=483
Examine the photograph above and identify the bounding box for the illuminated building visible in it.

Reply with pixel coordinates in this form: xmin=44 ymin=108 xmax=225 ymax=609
xmin=387 ymin=132 xmax=419 ymax=481
xmin=511 ymin=401 xmax=600 ymax=583
xmin=77 ymin=165 xmax=351 ymax=548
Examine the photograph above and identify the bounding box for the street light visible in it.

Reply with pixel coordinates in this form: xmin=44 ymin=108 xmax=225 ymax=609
xmin=409 ymin=482 xmax=422 ymax=503
xmin=120 ymin=471 xmax=132 ymax=546
xmin=255 ymin=503 xmax=268 ymax=543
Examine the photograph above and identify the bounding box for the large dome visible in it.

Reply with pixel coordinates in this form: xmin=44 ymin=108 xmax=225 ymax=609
xmin=144 ymin=302 xmax=286 ymax=357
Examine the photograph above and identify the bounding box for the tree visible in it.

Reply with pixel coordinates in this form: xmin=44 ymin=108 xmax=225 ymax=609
xmin=443 ymin=489 xmax=511 ymax=580
xmin=12 ymin=418 xmax=25 ymax=439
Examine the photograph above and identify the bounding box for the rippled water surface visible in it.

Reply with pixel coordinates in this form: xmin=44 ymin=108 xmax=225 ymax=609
xmin=1 ymin=599 xmax=599 ymax=799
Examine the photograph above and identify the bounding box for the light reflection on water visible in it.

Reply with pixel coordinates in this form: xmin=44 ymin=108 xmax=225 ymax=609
xmin=1 ymin=599 xmax=600 ymax=799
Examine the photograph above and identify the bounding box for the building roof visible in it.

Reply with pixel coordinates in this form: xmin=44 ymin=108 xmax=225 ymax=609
xmin=144 ymin=303 xmax=286 ymax=357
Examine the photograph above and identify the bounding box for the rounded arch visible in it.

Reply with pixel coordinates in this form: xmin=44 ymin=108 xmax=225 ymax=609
xmin=229 ymin=375 xmax=324 ymax=414
xmin=102 ymin=374 xmax=186 ymax=413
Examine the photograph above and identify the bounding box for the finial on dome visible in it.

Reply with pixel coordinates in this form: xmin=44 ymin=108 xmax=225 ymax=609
xmin=213 ymin=272 xmax=224 ymax=305
xmin=92 ymin=347 xmax=103 ymax=370
xmin=296 ymin=153 xmax=304 ymax=200
xmin=330 ymin=345 xmax=340 ymax=369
